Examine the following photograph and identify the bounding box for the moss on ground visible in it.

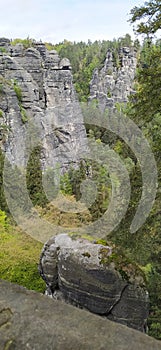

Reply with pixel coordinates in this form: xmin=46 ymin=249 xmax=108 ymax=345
xmin=0 ymin=222 xmax=45 ymax=292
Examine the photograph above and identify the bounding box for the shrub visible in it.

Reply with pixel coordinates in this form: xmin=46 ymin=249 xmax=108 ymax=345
xmin=20 ymin=106 xmax=28 ymax=123
xmin=0 ymin=47 xmax=6 ymax=53
xmin=26 ymin=146 xmax=48 ymax=207
xmin=13 ymin=81 xmax=22 ymax=103
xmin=11 ymin=38 xmax=34 ymax=49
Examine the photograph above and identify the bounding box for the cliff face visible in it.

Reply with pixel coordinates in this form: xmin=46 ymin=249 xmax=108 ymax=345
xmin=39 ymin=234 xmax=149 ymax=333
xmin=0 ymin=41 xmax=137 ymax=170
xmin=89 ymin=46 xmax=137 ymax=111
xmin=0 ymin=38 xmax=87 ymax=171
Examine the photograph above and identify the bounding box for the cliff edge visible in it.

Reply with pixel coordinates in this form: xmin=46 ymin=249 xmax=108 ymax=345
xmin=1 ymin=279 xmax=161 ymax=350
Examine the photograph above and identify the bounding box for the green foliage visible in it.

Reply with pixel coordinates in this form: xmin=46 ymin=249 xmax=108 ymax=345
xmin=60 ymin=172 xmax=73 ymax=195
xmin=0 ymin=109 xmax=3 ymax=118
xmin=0 ymin=209 xmax=8 ymax=228
xmin=107 ymin=90 xmax=112 ymax=97
xmin=0 ymin=123 xmax=10 ymax=137
xmin=141 ymin=266 xmax=161 ymax=339
xmin=0 ymin=148 xmax=8 ymax=212
xmin=12 ymin=80 xmax=29 ymax=123
xmin=88 ymin=162 xmax=111 ymax=220
xmin=114 ymin=35 xmax=161 ymax=340
xmin=26 ymin=146 xmax=48 ymax=207
xmin=0 ymin=225 xmax=45 ymax=292
xmin=118 ymin=33 xmax=133 ymax=47
xmin=59 ymin=159 xmax=111 ymax=221
xmin=130 ymin=41 xmax=161 ymax=121
xmin=0 ymin=77 xmax=12 ymax=94
xmin=129 ymin=0 xmax=161 ymax=35
xmin=0 ymin=153 xmax=45 ymax=292
xmin=148 ymin=308 xmax=161 ymax=340
xmin=20 ymin=106 xmax=28 ymax=123
xmin=11 ymin=37 xmax=34 ymax=49
xmin=65 ymin=161 xmax=87 ymax=200
xmin=45 ymin=42 xmax=54 ymax=51
xmin=99 ymin=246 xmax=146 ymax=284
xmin=13 ymin=80 xmax=22 ymax=103
xmin=0 ymin=47 xmax=6 ymax=53
xmin=37 ymin=201 xmax=92 ymax=228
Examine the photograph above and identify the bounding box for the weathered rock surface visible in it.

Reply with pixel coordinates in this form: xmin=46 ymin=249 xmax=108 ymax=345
xmin=39 ymin=234 xmax=149 ymax=332
xmin=89 ymin=47 xmax=137 ymax=111
xmin=0 ymin=38 xmax=87 ymax=171
xmin=1 ymin=279 xmax=161 ymax=350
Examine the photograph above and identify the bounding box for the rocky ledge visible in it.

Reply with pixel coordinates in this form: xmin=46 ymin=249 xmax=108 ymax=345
xmin=1 ymin=279 xmax=161 ymax=350
xmin=39 ymin=234 xmax=149 ymax=332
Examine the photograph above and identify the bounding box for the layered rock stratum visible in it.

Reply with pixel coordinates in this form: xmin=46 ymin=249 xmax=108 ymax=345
xmin=39 ymin=234 xmax=149 ymax=332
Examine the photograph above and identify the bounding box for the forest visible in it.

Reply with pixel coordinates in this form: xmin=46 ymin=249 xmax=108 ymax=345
xmin=0 ymin=0 xmax=161 ymax=341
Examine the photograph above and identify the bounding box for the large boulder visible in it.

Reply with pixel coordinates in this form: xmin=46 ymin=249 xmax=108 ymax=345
xmin=0 ymin=279 xmax=161 ymax=350
xmin=39 ymin=234 xmax=149 ymax=332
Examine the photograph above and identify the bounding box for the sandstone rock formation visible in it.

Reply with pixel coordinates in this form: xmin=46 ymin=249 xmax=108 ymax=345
xmin=89 ymin=47 xmax=137 ymax=111
xmin=1 ymin=279 xmax=161 ymax=350
xmin=0 ymin=38 xmax=87 ymax=171
xmin=39 ymin=234 xmax=149 ymax=332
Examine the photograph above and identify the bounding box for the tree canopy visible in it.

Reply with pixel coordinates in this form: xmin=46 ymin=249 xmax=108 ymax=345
xmin=129 ymin=39 xmax=161 ymax=122
xmin=130 ymin=0 xmax=161 ymax=35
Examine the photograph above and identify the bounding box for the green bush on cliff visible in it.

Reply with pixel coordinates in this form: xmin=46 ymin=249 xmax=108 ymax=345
xmin=26 ymin=146 xmax=48 ymax=207
xmin=11 ymin=37 xmax=34 ymax=49
xmin=13 ymin=80 xmax=22 ymax=103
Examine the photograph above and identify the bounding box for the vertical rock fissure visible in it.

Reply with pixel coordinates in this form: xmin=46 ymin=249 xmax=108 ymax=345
xmin=103 ymin=284 xmax=129 ymax=316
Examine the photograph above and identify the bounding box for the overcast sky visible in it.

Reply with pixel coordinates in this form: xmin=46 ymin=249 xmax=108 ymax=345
xmin=0 ymin=0 xmax=143 ymax=43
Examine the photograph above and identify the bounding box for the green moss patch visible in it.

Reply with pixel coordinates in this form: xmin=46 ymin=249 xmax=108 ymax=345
xmin=98 ymin=246 xmax=146 ymax=285
xmin=0 ymin=222 xmax=45 ymax=292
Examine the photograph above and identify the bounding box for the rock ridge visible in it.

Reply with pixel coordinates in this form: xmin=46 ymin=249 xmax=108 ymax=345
xmin=1 ymin=279 xmax=161 ymax=350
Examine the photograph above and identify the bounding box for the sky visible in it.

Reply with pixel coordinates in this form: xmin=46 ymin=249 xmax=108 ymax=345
xmin=0 ymin=0 xmax=144 ymax=44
